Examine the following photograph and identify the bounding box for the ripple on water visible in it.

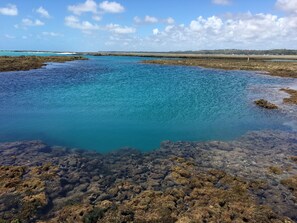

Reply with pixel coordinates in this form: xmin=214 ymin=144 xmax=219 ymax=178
xmin=0 ymin=56 xmax=295 ymax=151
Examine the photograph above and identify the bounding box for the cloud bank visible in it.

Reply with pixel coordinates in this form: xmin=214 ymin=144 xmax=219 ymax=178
xmin=0 ymin=4 xmax=18 ymax=16
xmin=107 ymin=11 xmax=297 ymax=51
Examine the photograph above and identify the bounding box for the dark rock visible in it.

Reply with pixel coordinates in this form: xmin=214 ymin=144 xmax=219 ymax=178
xmin=254 ymin=99 xmax=278 ymax=109
xmin=1 ymin=130 xmax=297 ymax=222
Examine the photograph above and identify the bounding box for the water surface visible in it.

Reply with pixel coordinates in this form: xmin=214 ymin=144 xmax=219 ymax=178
xmin=0 ymin=56 xmax=294 ymax=151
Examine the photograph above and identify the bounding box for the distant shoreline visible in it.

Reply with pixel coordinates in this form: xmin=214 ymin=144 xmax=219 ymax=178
xmin=130 ymin=54 xmax=297 ymax=78
xmin=91 ymin=52 xmax=297 ymax=60
xmin=92 ymin=52 xmax=297 ymax=78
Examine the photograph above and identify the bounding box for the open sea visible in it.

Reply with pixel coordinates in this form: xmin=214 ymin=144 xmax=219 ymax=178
xmin=0 ymin=52 xmax=295 ymax=152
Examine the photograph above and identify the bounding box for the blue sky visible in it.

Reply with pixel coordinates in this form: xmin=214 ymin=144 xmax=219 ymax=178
xmin=0 ymin=0 xmax=296 ymax=51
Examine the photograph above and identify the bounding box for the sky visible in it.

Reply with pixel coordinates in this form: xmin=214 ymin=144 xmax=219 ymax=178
xmin=0 ymin=0 xmax=297 ymax=52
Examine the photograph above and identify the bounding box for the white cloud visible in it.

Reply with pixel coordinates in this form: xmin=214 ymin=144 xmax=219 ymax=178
xmin=22 ymin=18 xmax=44 ymax=26
xmin=106 ymin=23 xmax=135 ymax=34
xmin=65 ymin=15 xmax=81 ymax=26
xmin=0 ymin=4 xmax=18 ymax=16
xmin=67 ymin=0 xmax=124 ymax=23
xmin=68 ymin=0 xmax=97 ymax=15
xmin=108 ymin=12 xmax=297 ymax=51
xmin=187 ymin=13 xmax=296 ymax=48
xmin=134 ymin=16 xmax=142 ymax=23
xmin=4 ymin=34 xmax=15 ymax=39
xmin=153 ymin=28 xmax=159 ymax=35
xmin=190 ymin=16 xmax=223 ymax=33
xmin=212 ymin=0 xmax=231 ymax=5
xmin=36 ymin=6 xmax=50 ymax=18
xmin=99 ymin=1 xmax=124 ymax=13
xmin=105 ymin=35 xmax=139 ymax=47
xmin=92 ymin=15 xmax=102 ymax=21
xmin=135 ymin=16 xmax=175 ymax=25
xmin=65 ymin=15 xmax=100 ymax=31
xmin=276 ymin=0 xmax=297 ymax=14
xmin=144 ymin=15 xmax=158 ymax=23
xmin=63 ymin=2 xmax=297 ymax=50
xmin=42 ymin=32 xmax=63 ymax=37
xmin=165 ymin=17 xmax=175 ymax=24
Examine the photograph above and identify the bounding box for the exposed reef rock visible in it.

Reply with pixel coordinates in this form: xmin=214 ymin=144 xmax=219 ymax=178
xmin=0 ymin=130 xmax=297 ymax=222
xmin=143 ymin=57 xmax=297 ymax=78
xmin=254 ymin=99 xmax=279 ymax=109
xmin=281 ymin=88 xmax=297 ymax=105
xmin=0 ymin=56 xmax=87 ymax=72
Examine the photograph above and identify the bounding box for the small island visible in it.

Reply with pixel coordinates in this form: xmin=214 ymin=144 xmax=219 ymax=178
xmin=0 ymin=56 xmax=87 ymax=72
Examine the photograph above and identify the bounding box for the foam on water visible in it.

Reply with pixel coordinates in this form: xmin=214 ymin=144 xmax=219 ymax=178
xmin=0 ymin=55 xmax=295 ymax=152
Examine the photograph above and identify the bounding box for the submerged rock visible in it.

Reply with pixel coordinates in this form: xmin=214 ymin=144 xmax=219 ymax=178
xmin=281 ymin=88 xmax=297 ymax=105
xmin=0 ymin=165 xmax=57 ymax=222
xmin=0 ymin=130 xmax=297 ymax=222
xmin=281 ymin=175 xmax=297 ymax=203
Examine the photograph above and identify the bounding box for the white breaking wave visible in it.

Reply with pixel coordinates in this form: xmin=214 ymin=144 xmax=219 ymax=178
xmin=56 ymin=52 xmax=77 ymax=55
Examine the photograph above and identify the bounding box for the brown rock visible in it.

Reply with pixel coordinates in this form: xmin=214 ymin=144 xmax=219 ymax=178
xmin=254 ymin=99 xmax=278 ymax=109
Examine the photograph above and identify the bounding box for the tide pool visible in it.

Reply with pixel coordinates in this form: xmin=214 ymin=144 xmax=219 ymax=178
xmin=0 ymin=56 xmax=294 ymax=152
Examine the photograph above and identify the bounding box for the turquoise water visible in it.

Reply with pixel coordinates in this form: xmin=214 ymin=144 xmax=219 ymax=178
xmin=0 ymin=55 xmax=294 ymax=152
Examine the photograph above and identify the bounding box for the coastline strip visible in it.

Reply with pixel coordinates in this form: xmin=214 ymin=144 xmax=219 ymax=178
xmin=92 ymin=52 xmax=297 ymax=78
xmin=0 ymin=56 xmax=87 ymax=72
xmin=142 ymin=57 xmax=297 ymax=78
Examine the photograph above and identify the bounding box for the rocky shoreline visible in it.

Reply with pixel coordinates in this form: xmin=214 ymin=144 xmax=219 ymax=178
xmin=142 ymin=57 xmax=297 ymax=78
xmin=253 ymin=87 xmax=297 ymax=112
xmin=1 ymin=130 xmax=297 ymax=222
xmin=281 ymin=88 xmax=297 ymax=105
xmin=0 ymin=56 xmax=87 ymax=72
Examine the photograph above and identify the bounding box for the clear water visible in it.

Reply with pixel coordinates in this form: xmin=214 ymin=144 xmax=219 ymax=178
xmin=0 ymin=55 xmax=294 ymax=152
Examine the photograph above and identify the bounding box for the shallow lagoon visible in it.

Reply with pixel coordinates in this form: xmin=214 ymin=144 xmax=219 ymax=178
xmin=0 ymin=55 xmax=295 ymax=152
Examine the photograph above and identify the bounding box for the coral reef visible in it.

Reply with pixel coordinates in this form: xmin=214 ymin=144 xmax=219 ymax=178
xmin=0 ymin=130 xmax=297 ymax=222
xmin=281 ymin=88 xmax=297 ymax=105
xmin=143 ymin=57 xmax=297 ymax=78
xmin=0 ymin=56 xmax=87 ymax=72
xmin=281 ymin=175 xmax=297 ymax=202
xmin=269 ymin=166 xmax=284 ymax=175
xmin=0 ymin=164 xmax=57 ymax=222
